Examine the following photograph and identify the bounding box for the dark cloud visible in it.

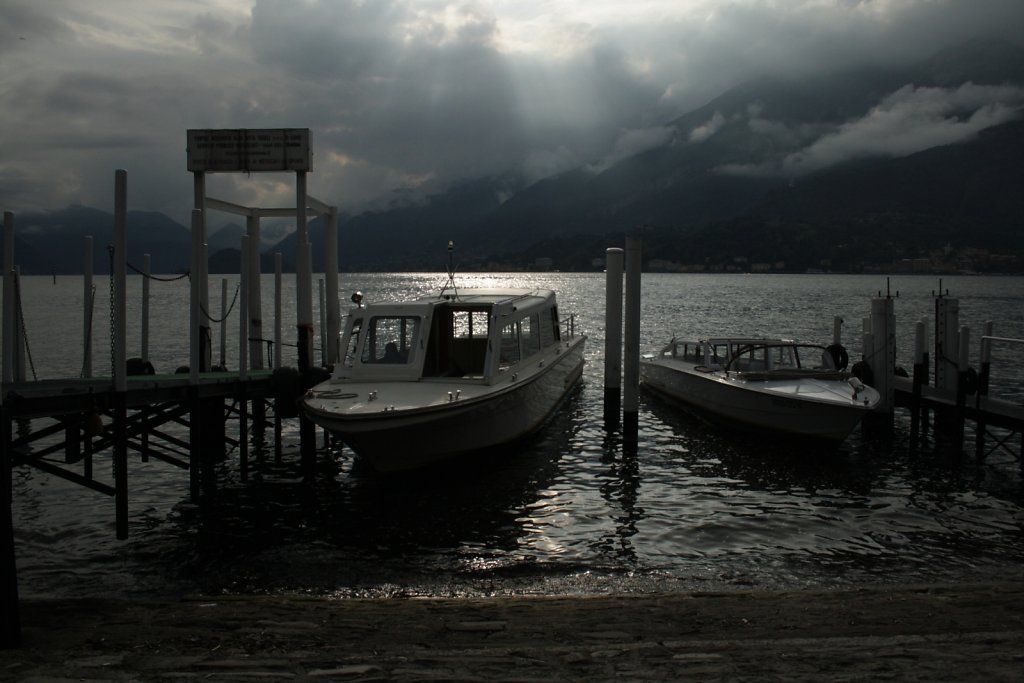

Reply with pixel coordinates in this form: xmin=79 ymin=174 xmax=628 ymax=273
xmin=0 ymin=0 xmax=1022 ymax=225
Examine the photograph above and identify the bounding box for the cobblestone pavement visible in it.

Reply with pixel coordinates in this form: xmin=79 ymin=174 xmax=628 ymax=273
xmin=3 ymin=582 xmax=1023 ymax=681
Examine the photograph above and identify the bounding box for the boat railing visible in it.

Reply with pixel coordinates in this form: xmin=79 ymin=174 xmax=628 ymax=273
xmin=561 ymin=313 xmax=578 ymax=339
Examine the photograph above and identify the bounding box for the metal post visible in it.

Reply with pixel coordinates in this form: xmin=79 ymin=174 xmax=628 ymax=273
xmin=247 ymin=214 xmax=264 ymax=371
xmin=83 ymin=236 xmax=94 ymax=378
xmin=623 ymin=237 xmax=642 ymax=443
xmin=869 ymin=296 xmax=895 ymax=419
xmin=239 ymin=235 xmax=249 ymax=481
xmin=1 ymin=395 xmax=19 ymax=648
xmin=274 ymin=253 xmax=282 ymax=370
xmin=189 ymin=209 xmax=203 ymax=501
xmin=219 ymin=278 xmax=228 ymax=370
xmin=976 ymin=321 xmax=993 ymax=461
xmin=2 ymin=212 xmax=14 ymax=385
xmin=274 ymin=252 xmax=283 ymax=463
xmin=113 ymin=170 xmax=128 ymax=539
xmin=324 ymin=207 xmax=340 ymax=367
xmin=954 ymin=326 xmax=970 ymax=454
xmin=604 ymin=247 xmax=624 ymax=430
xmin=319 ymin=278 xmax=326 ymax=368
xmin=141 ymin=253 xmax=150 ymax=364
xmin=911 ymin=320 xmax=926 ymax=451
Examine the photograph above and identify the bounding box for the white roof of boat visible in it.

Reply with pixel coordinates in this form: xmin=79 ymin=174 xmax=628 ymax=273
xmin=434 ymin=287 xmax=554 ymax=304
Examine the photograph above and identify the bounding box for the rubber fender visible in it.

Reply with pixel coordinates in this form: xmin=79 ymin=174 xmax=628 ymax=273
xmin=962 ymin=367 xmax=979 ymax=395
xmin=126 ymin=357 xmax=155 ymax=375
xmin=270 ymin=366 xmax=303 ymax=418
xmin=302 ymin=366 xmax=331 ymax=390
xmin=826 ymin=344 xmax=849 ymax=370
xmin=851 ymin=360 xmax=874 ymax=387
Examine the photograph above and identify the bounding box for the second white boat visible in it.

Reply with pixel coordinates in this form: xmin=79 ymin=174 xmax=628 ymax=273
xmin=641 ymin=337 xmax=880 ymax=442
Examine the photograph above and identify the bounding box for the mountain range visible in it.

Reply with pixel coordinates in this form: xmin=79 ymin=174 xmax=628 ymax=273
xmin=5 ymin=40 xmax=1023 ymax=275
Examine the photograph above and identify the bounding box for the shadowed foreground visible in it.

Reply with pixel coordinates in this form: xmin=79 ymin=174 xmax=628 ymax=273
xmin=3 ymin=583 xmax=1023 ymax=681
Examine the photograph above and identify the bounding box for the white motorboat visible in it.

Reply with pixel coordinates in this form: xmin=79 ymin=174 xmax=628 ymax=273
xmin=302 ymin=285 xmax=586 ymax=472
xmin=641 ymin=337 xmax=880 ymax=442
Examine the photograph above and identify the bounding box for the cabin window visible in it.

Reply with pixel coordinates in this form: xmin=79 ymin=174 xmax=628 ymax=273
xmin=550 ymin=307 xmax=562 ymax=341
xmin=453 ymin=310 xmax=488 ymax=340
xmin=521 ymin=314 xmax=542 ymax=357
xmin=499 ymin=322 xmax=520 ymax=369
xmin=361 ymin=316 xmax=420 ymax=364
xmin=423 ymin=306 xmax=490 ymax=377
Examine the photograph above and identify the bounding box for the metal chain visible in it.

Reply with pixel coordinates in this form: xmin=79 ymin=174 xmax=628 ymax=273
xmin=199 ymin=281 xmax=241 ymax=324
xmin=127 ymin=261 xmax=189 ymax=281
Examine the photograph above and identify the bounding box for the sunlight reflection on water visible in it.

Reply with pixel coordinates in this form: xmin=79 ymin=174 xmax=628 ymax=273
xmin=9 ymin=272 xmax=1024 ymax=598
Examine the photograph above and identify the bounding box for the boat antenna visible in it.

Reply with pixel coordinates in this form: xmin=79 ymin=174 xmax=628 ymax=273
xmin=440 ymin=240 xmax=459 ymax=299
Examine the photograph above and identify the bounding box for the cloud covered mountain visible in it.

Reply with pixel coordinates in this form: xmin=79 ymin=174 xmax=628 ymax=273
xmin=5 ymin=41 xmax=1023 ymax=274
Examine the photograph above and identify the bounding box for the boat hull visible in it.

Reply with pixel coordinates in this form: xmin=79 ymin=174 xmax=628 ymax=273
xmin=304 ymin=338 xmax=585 ymax=472
xmin=641 ymin=358 xmax=877 ymax=442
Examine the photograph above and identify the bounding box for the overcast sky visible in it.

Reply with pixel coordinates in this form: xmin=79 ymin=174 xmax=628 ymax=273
xmin=2 ymin=0 xmax=1023 ymax=231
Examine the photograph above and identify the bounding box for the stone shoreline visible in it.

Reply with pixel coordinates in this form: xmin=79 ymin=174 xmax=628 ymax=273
xmin=3 ymin=582 xmax=1024 ymax=681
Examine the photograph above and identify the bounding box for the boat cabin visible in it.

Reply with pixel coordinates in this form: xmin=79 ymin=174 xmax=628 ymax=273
xmin=334 ymin=289 xmax=566 ymax=385
xmin=666 ymin=338 xmax=838 ymax=373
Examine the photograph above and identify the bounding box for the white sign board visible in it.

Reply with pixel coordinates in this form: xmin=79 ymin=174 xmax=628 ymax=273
xmin=187 ymin=128 xmax=311 ymax=172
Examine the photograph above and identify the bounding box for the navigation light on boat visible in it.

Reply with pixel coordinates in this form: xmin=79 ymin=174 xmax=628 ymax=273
xmin=351 ymin=291 xmax=364 ymax=307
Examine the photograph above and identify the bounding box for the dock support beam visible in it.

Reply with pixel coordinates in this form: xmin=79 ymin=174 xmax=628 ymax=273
xmin=1 ymin=397 xmax=20 ymax=648
xmin=604 ymin=247 xmax=624 ymax=430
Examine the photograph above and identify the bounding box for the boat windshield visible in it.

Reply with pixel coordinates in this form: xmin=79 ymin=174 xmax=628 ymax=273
xmin=360 ymin=315 xmax=421 ymax=365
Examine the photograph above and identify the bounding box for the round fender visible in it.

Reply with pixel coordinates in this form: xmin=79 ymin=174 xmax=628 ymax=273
xmin=826 ymin=344 xmax=849 ymax=370
xmin=851 ymin=360 xmax=874 ymax=387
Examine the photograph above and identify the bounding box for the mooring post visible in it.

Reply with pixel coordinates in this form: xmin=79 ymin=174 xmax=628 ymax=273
xmin=274 ymin=252 xmax=283 ymax=464
xmin=113 ymin=170 xmax=129 ymax=539
xmin=954 ymin=326 xmax=970 ymax=455
xmin=934 ymin=285 xmax=959 ymax=397
xmin=623 ymin=237 xmax=642 ymax=445
xmin=188 ymin=209 xmax=203 ymax=501
xmin=295 ymin=167 xmax=316 ymax=475
xmin=219 ymin=277 xmax=228 ymax=370
xmin=83 ymin=236 xmax=94 ymax=378
xmin=324 ymin=207 xmax=340 ymax=367
xmin=976 ymin=321 xmax=993 ymax=462
xmin=604 ymin=247 xmax=624 ymax=430
xmin=869 ymin=293 xmax=896 ymax=425
xmin=318 ymin=279 xmax=326 ymax=368
xmin=910 ymin=320 xmax=926 ymax=451
xmin=2 ymin=212 xmax=14 ymax=386
xmin=140 ymin=253 xmax=151 ymax=462
xmin=1 ymin=396 xmax=20 ymax=648
xmin=833 ymin=316 xmax=843 ymax=346
xmin=246 ymin=215 xmax=266 ymax=440
xmin=239 ymin=236 xmax=250 ymax=481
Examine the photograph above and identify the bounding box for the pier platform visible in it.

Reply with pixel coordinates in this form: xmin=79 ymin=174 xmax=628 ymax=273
xmin=3 ymin=582 xmax=1023 ymax=681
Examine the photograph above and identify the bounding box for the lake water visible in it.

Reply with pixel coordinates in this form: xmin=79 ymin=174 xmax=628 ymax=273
xmin=7 ymin=271 xmax=1024 ymax=599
